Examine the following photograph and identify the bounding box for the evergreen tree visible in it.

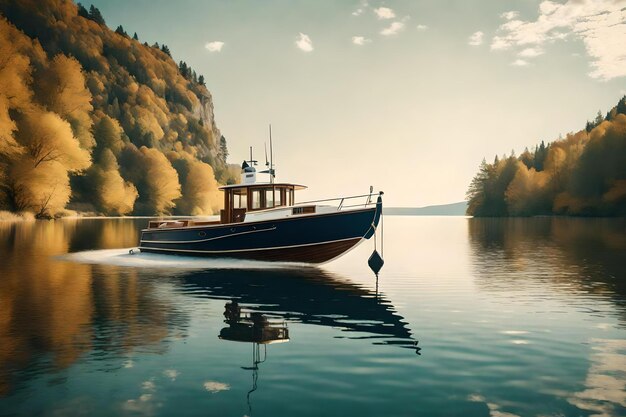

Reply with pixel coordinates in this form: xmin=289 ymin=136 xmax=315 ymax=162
xmin=466 ymin=158 xmax=491 ymax=215
xmin=520 ymin=147 xmax=533 ymax=169
xmin=77 ymin=3 xmax=89 ymax=19
xmin=133 ymin=32 xmax=138 ymax=41
xmin=594 ymin=110 xmax=604 ymax=125
xmin=198 ymin=75 xmax=205 ymax=86
xmin=179 ymin=61 xmax=189 ymax=78
xmin=219 ymin=136 xmax=228 ymax=162
xmin=616 ymin=95 xmax=626 ymax=116
xmin=534 ymin=141 xmax=547 ymax=171
xmin=88 ymin=5 xmax=106 ymax=25
xmin=160 ymin=44 xmax=171 ymax=57
xmin=115 ymin=25 xmax=127 ymax=36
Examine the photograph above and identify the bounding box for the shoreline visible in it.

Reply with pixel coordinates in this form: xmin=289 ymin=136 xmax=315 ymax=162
xmin=0 ymin=210 xmax=220 ymax=222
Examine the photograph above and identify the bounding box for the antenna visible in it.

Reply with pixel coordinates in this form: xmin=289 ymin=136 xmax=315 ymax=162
xmin=260 ymin=124 xmax=276 ymax=183
xmin=269 ymin=124 xmax=274 ymax=184
xmin=247 ymin=146 xmax=258 ymax=166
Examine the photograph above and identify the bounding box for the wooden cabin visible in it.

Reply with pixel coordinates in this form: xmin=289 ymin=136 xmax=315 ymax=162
xmin=219 ymin=183 xmax=307 ymax=224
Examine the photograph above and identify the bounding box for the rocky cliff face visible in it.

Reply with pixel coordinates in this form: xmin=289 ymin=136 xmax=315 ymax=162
xmin=193 ymin=93 xmax=222 ymax=162
xmin=0 ymin=0 xmax=238 ymax=216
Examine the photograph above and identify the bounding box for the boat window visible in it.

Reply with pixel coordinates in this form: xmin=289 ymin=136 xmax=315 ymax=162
xmin=251 ymin=189 xmax=261 ymax=209
xmin=232 ymin=188 xmax=247 ymax=209
xmin=275 ymin=189 xmax=282 ymax=206
xmin=233 ymin=193 xmax=243 ymax=209
xmin=265 ymin=189 xmax=274 ymax=208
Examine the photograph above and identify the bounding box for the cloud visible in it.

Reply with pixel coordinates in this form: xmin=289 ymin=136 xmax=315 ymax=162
xmin=518 ymin=47 xmax=544 ymax=58
xmin=204 ymin=41 xmax=224 ymax=52
xmin=468 ymin=31 xmax=484 ymax=46
xmin=352 ymin=0 xmax=368 ymax=16
xmin=489 ymin=0 xmax=626 ymax=80
xmin=511 ymin=59 xmax=529 ymax=66
xmin=374 ymin=7 xmax=395 ymax=20
xmin=416 ymin=24 xmax=428 ymax=31
xmin=380 ymin=21 xmax=405 ymax=36
xmin=490 ymin=36 xmax=510 ymax=50
xmin=204 ymin=381 xmax=231 ymax=393
xmin=295 ymin=32 xmax=313 ymax=52
xmin=501 ymin=11 xmax=520 ymax=20
xmin=352 ymin=36 xmax=371 ymax=45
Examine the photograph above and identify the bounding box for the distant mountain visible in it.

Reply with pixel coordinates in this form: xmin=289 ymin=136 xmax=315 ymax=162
xmin=384 ymin=201 xmax=468 ymax=216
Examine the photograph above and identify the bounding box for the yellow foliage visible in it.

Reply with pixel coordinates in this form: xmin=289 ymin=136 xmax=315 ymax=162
xmin=10 ymin=159 xmax=72 ymax=217
xmin=37 ymin=54 xmax=94 ymax=149
xmin=17 ymin=111 xmax=91 ymax=172
xmin=90 ymin=149 xmax=138 ymax=215
xmin=139 ymin=146 xmax=181 ymax=214
xmin=173 ymin=155 xmax=222 ymax=215
xmin=505 ymin=162 xmax=549 ymax=215
xmin=0 ymin=96 xmax=22 ymax=158
xmin=0 ymin=2 xmax=229 ymax=216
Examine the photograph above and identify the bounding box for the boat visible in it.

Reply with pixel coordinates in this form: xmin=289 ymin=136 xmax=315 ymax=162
xmin=138 ymin=145 xmax=383 ymax=264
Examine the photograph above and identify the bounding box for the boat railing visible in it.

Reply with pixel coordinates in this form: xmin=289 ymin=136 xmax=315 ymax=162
xmin=295 ymin=191 xmax=382 ymax=211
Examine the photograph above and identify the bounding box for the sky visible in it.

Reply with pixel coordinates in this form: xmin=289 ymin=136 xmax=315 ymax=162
xmin=88 ymin=0 xmax=626 ymax=206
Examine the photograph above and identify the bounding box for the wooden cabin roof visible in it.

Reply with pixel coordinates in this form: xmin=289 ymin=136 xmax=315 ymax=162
xmin=218 ymin=182 xmax=307 ymax=191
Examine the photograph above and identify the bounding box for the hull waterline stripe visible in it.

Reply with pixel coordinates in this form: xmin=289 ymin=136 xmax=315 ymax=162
xmin=138 ymin=236 xmax=360 ymax=254
xmin=140 ymin=226 xmax=277 ymax=244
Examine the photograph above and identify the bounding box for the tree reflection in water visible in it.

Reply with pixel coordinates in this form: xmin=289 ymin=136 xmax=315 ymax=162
xmin=468 ymin=217 xmax=626 ymax=319
xmin=0 ymin=219 xmax=186 ymax=397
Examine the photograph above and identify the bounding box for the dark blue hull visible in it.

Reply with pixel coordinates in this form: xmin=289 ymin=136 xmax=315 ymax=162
xmin=139 ymin=198 xmax=382 ymax=263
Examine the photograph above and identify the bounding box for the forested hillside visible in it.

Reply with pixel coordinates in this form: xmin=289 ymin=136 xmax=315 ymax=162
xmin=0 ymin=0 xmax=238 ymax=217
xmin=467 ymin=96 xmax=626 ymax=217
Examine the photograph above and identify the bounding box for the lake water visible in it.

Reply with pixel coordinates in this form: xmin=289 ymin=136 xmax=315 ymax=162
xmin=1 ymin=216 xmax=625 ymax=417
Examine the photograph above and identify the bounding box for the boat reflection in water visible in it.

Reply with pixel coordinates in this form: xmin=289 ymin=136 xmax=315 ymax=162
xmin=179 ymin=267 xmax=420 ymax=353
xmin=220 ymin=301 xmax=290 ymax=345
xmin=206 ymin=265 xmax=420 ymax=414
xmin=219 ymin=301 xmax=290 ymax=414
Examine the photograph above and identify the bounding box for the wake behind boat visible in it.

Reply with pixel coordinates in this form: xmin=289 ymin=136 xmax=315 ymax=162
xmin=138 ymin=144 xmax=383 ymax=264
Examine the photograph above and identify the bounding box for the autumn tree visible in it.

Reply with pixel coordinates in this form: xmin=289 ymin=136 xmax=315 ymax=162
xmin=467 ymin=96 xmax=626 ymax=217
xmin=0 ymin=0 xmax=230 ymax=216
